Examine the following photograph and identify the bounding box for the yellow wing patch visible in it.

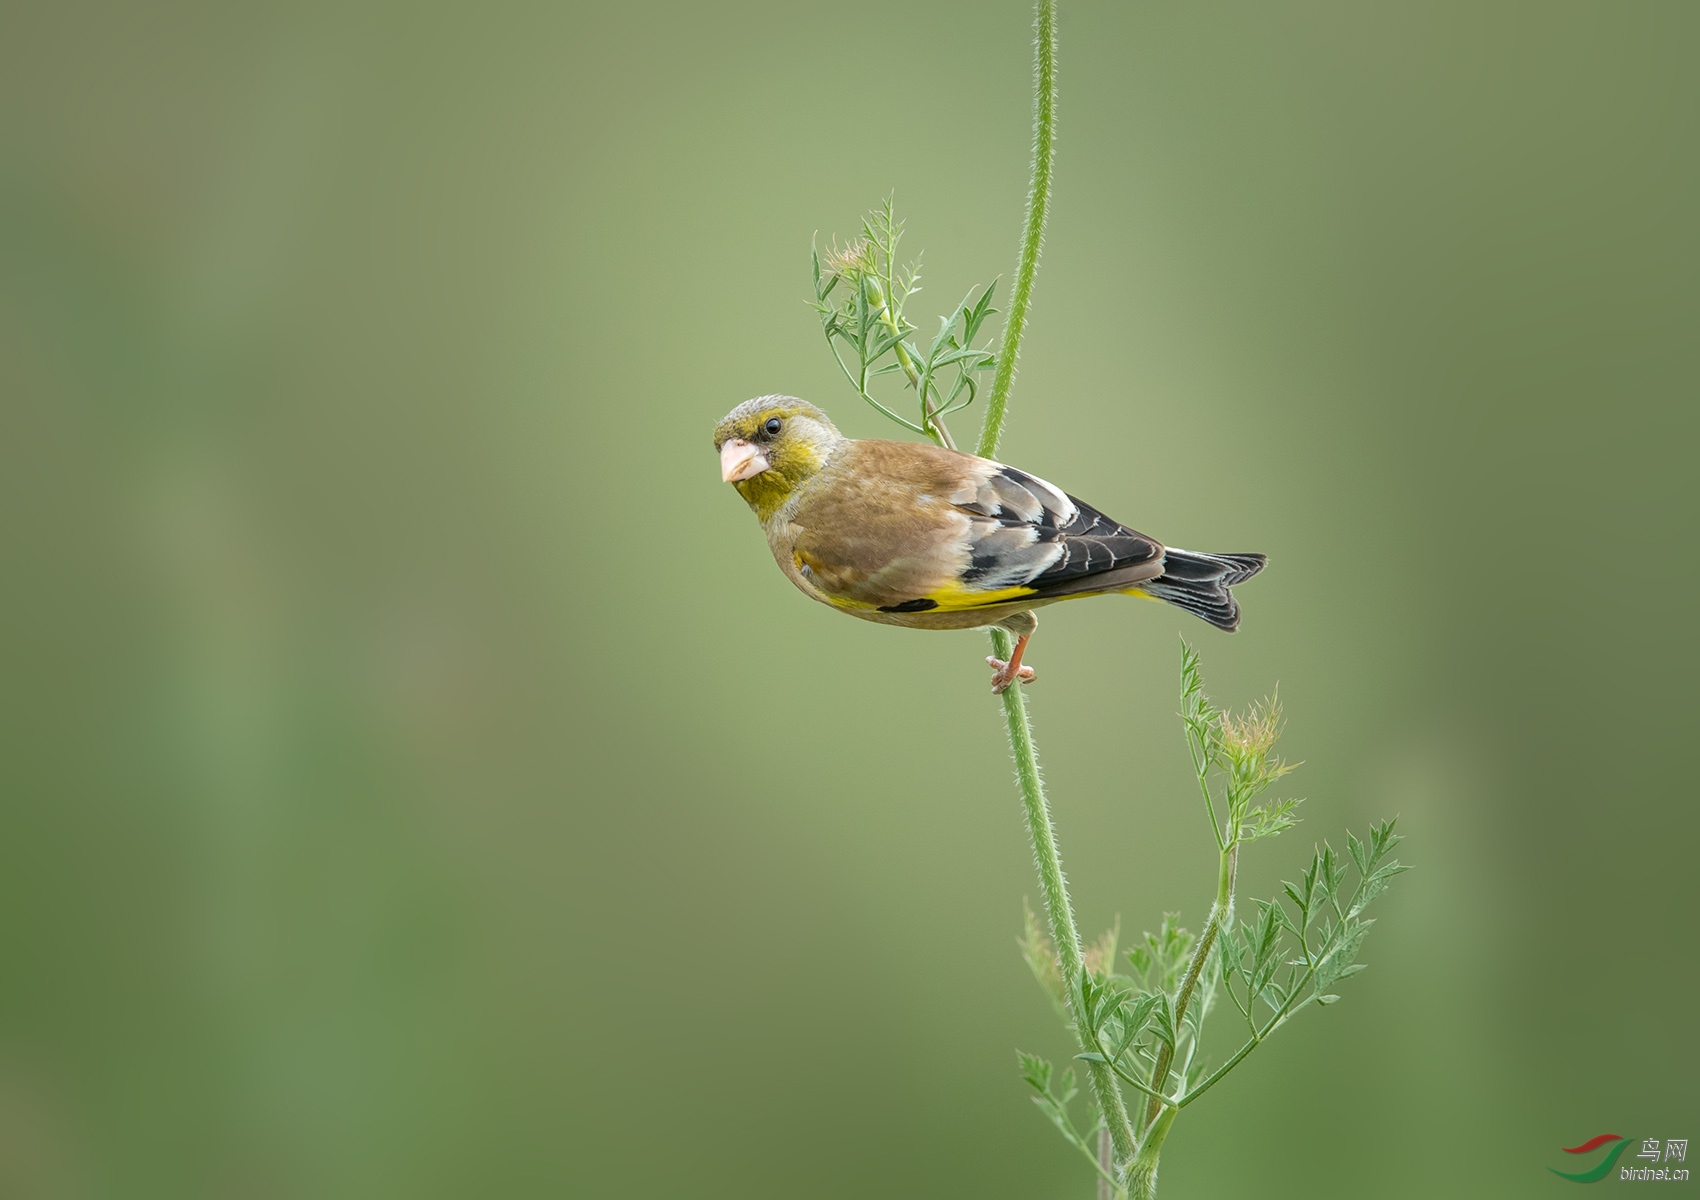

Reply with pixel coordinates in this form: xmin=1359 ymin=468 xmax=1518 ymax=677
xmin=921 ymin=580 xmax=1039 ymax=611
xmin=793 ymin=548 xmax=1038 ymax=613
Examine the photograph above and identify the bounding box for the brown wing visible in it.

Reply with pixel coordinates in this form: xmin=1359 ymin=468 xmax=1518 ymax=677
xmin=788 ymin=441 xmax=1164 ymax=614
xmin=786 ymin=440 xmax=979 ymax=611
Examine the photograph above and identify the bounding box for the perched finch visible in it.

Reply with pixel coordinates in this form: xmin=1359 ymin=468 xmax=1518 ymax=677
xmin=714 ymin=396 xmax=1266 ymax=691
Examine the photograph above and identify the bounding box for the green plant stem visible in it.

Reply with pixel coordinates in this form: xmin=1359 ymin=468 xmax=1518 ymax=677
xmin=1177 ymin=976 xmax=1319 ymax=1109
xmin=872 ymin=290 xmax=954 ymax=448
xmin=1072 ymin=1128 xmax=1122 ymax=1193
xmin=1141 ymin=841 xmax=1238 ymax=1127
xmin=1118 ymin=850 xmax=1239 ymax=1200
xmin=1101 ymin=1057 xmax=1178 ymax=1108
xmin=1126 ymin=1107 xmax=1174 ymax=1200
xmin=979 ymin=0 xmax=1133 ymax=1175
xmin=995 ymin=658 xmax=1137 ymax=1170
xmin=827 ymin=336 xmax=925 ymax=434
xmin=977 ymin=0 xmax=1057 ymax=462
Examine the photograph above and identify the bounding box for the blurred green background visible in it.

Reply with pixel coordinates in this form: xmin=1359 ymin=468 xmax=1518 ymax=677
xmin=2 ymin=1 xmax=1695 ymax=1196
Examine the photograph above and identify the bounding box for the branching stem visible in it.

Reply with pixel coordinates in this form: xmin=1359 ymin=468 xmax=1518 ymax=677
xmin=1126 ymin=1107 xmax=1174 ymax=1200
xmin=1142 ymin=841 xmax=1237 ymax=1127
xmin=1176 ymin=987 xmax=1316 ymax=1109
xmin=870 ymin=281 xmax=956 ymax=448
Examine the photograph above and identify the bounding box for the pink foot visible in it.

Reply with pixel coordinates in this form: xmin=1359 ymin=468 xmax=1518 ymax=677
xmin=987 ymin=656 xmax=1037 ymax=694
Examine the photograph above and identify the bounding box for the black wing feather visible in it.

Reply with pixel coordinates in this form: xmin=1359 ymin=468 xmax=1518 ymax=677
xmin=1023 ymin=492 xmax=1162 ymax=594
xmin=955 ymin=466 xmax=1162 ymax=597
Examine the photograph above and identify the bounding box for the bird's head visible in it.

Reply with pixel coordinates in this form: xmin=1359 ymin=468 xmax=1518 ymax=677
xmin=712 ymin=396 xmax=844 ymax=520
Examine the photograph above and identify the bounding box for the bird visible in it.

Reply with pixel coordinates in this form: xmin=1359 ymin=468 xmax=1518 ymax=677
xmin=712 ymin=395 xmax=1266 ymax=692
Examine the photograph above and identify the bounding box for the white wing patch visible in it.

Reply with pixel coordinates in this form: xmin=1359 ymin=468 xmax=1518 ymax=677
xmin=949 ymin=466 xmax=1078 ymax=529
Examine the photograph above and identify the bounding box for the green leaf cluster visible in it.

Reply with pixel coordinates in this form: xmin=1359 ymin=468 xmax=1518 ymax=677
xmin=1124 ymin=914 xmax=1193 ymax=996
xmin=810 ymin=196 xmax=998 ymax=449
xmin=1016 ymin=1051 xmax=1119 ymax=1190
xmin=1226 ymin=819 xmax=1409 ymax=1015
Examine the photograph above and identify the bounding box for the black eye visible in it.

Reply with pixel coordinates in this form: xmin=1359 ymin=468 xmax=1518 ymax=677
xmin=762 ymin=417 xmax=782 ymax=436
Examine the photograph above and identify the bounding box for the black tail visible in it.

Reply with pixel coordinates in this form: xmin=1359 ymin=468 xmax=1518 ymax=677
xmin=1142 ymin=549 xmax=1267 ymax=632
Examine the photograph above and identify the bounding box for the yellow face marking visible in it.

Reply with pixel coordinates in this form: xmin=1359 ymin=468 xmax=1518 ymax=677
xmin=733 ymin=435 xmax=825 ymax=523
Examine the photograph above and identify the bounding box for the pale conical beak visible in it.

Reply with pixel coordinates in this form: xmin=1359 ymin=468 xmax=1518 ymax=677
xmin=720 ymin=438 xmax=770 ymax=483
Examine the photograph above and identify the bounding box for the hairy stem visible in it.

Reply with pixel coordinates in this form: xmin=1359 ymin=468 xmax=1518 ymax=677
xmin=977 ymin=0 xmax=1058 ymax=462
xmin=1126 ymin=1107 xmax=1175 ymax=1200
xmin=978 ymin=0 xmax=1134 ymax=1178
xmin=997 ymin=660 xmax=1137 ymax=1167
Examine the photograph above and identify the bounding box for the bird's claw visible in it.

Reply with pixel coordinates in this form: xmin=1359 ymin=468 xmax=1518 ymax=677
xmin=987 ymin=656 xmax=1036 ymax=694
